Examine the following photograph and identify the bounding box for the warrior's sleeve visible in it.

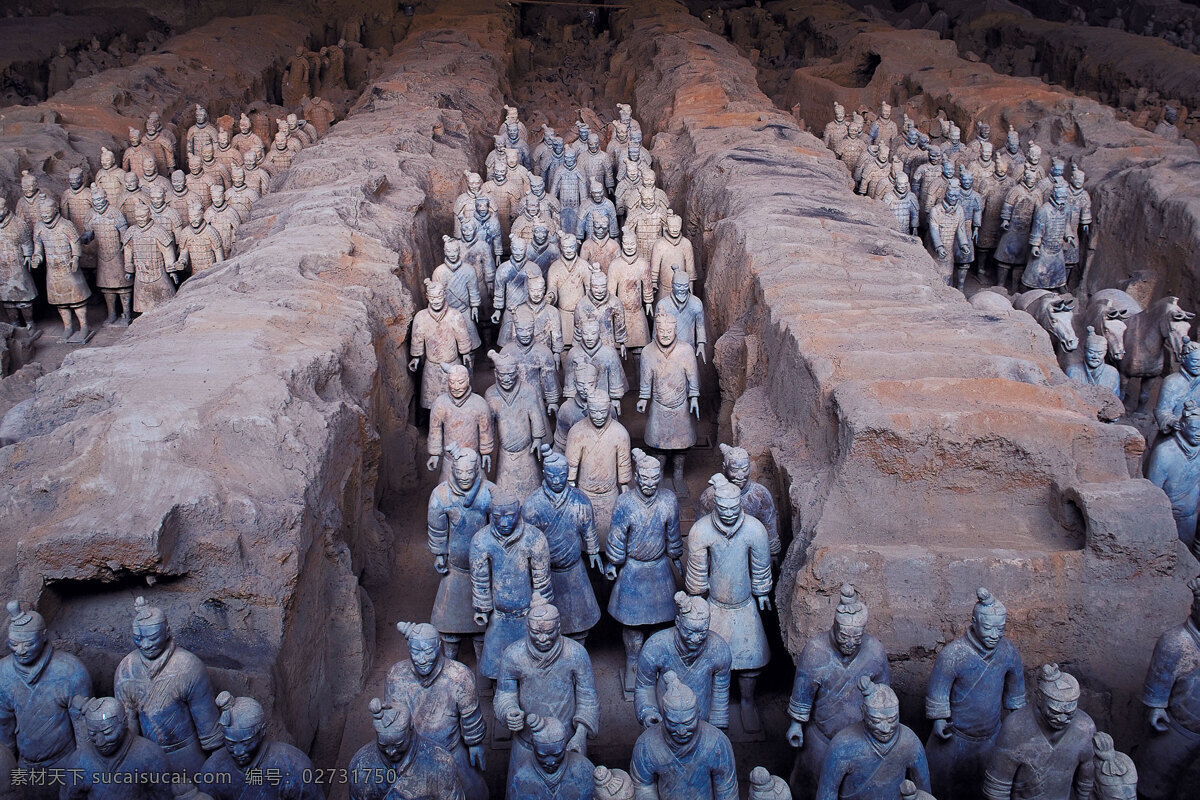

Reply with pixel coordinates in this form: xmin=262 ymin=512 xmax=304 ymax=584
xmin=427 ymin=493 xmax=450 ymax=558
xmin=693 ymin=301 xmax=708 ymax=348
xmin=529 ymin=530 xmax=553 ymax=603
xmin=629 ymin=738 xmax=660 ymax=800
xmin=1028 ymin=205 xmax=1047 ymax=247
xmin=907 ymin=732 xmax=933 ymax=791
xmin=467 ymin=273 xmax=481 ymax=310
xmin=814 ymin=742 xmax=851 ymax=800
xmin=615 ymin=431 xmax=633 ymax=488
xmin=0 ymin=685 xmax=16 ymax=754
xmin=633 ymin=640 xmax=661 ymax=724
xmin=1143 ymin=630 xmax=1183 ymax=709
xmin=665 ymin=498 xmax=683 ymax=561
xmin=427 ymin=401 xmax=445 ymax=457
xmin=787 ymin=644 xmax=821 ymax=723
xmin=925 ymin=645 xmax=957 ymax=720
xmin=711 ymin=730 xmax=739 ymax=800
xmin=685 ymin=351 xmax=700 ymax=400
xmin=562 ymin=353 xmax=578 ymax=399
xmin=493 ymin=264 xmax=509 ymax=310
xmin=1145 ymin=445 xmax=1173 ymax=493
xmin=607 ymin=351 xmax=629 ymax=399
xmin=453 ymin=668 xmax=487 ymax=747
xmin=907 ymin=196 xmax=919 ymax=232
xmin=476 ymin=400 xmax=495 ymax=457
xmin=1002 ymin=644 xmax=1026 ymax=710
xmin=571 ymin=648 xmax=600 ymax=735
xmin=493 ymin=654 xmax=521 ymax=727
xmin=578 ymin=496 xmax=600 ymax=559
xmin=549 ymin=311 xmax=564 ymax=355
xmin=539 ymin=356 xmax=561 ymax=407
xmin=612 ymin=300 xmax=627 ymax=346
xmin=452 ymin=312 xmax=472 ymax=357
xmin=187 ymin=663 xmax=224 ymax=751
xmin=469 ymin=535 xmax=493 ymax=614
xmin=1074 ymin=736 xmax=1096 ymax=800
xmin=529 ymin=399 xmax=547 ymax=442
xmin=710 ymin=638 xmax=733 ymax=730
xmin=1000 ymin=188 xmax=1018 ymax=222
xmin=685 ymin=529 xmax=710 ymax=597
xmin=748 ymin=523 xmax=772 ymax=598
xmin=928 ymin=212 xmax=945 ymax=250
xmin=409 ymin=315 xmax=427 ymax=360
xmin=982 ymin=722 xmax=1022 ymax=800
xmin=565 ymin=429 xmax=582 ymax=484
xmin=638 ymin=349 xmax=655 ymax=401
xmin=683 ymin=240 xmax=695 ymax=282
xmin=606 ymin=505 xmax=629 ymax=567
xmin=1154 ymin=380 xmax=1182 ymax=432
xmin=113 ymin=665 xmax=142 ymax=737
xmin=972 ymin=197 xmax=983 ymax=228
xmin=635 ymin=264 xmax=654 ymax=308
xmin=1080 ymin=194 xmax=1093 ymax=227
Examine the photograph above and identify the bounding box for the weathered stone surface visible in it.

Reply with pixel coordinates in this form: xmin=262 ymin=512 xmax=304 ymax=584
xmin=610 ymin=0 xmax=1191 ymax=742
xmin=775 ymin=0 xmax=1200 ymax=348
xmin=0 ymin=0 xmax=512 ymax=750
xmin=0 ymin=15 xmax=310 ymax=204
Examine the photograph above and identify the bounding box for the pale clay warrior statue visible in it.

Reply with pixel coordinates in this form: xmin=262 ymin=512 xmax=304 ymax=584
xmin=566 ymin=393 xmax=633 ymax=545
xmin=504 ymin=713 xmax=594 ymax=800
xmin=1148 ymin=399 xmax=1200 ymax=556
xmin=114 ymin=597 xmax=222 ymax=777
xmin=594 ymin=764 xmax=635 ymax=800
xmin=606 ymin=449 xmax=685 ymax=692
xmin=654 ymin=265 xmax=707 ymax=361
xmin=635 ymin=592 xmax=731 ymax=730
xmin=499 ymin=305 xmax=561 ymax=423
xmin=428 ymin=364 xmax=494 ymax=484
xmin=824 ymin=102 xmax=850 ymax=150
xmin=982 ymin=664 xmax=1096 ymax=800
xmin=33 ymin=193 xmax=91 ymax=342
xmin=81 ymin=183 xmax=131 ymax=325
xmin=574 ymin=264 xmax=627 ymax=353
xmin=697 ymin=443 xmax=781 ymax=563
xmin=638 ymin=312 xmax=700 ymax=496
xmin=433 ymin=236 xmax=482 ymax=350
xmin=177 ymin=199 xmax=226 ymax=277
xmin=520 ymin=447 xmax=602 ymax=642
xmin=186 ymin=105 xmax=217 ymax=158
xmin=788 ymin=584 xmax=891 ymax=800
xmin=409 ymin=279 xmax=473 ymax=410
xmin=650 ymin=213 xmax=696 ymax=304
xmin=883 ymin=173 xmax=919 ymax=236
xmin=555 ymin=361 xmax=597 ymax=453
xmin=96 ymin=147 xmax=127 ymax=202
xmin=687 ymin=473 xmax=774 ymax=733
xmin=428 ymin=444 xmax=493 ymax=660
xmin=197 ymin=692 xmax=321 ymax=799
xmin=579 ymin=213 xmax=618 ymax=274
xmin=348 ymin=697 xmax=465 ymax=800
xmin=0 ymin=197 xmax=37 ymax=329
xmin=1134 ymin=575 xmax=1199 ymax=800
xmin=1154 ymin=338 xmax=1200 ymax=434
xmin=608 ymin=230 xmax=654 ymax=350
xmin=547 ymin=232 xmax=589 ymax=345
xmin=386 ymin=621 xmax=488 ymax=800
xmin=204 ymin=184 xmax=241 ymax=256
xmin=925 ymin=588 xmax=1026 ymax=800
xmin=485 ymin=348 xmax=547 ymax=501
xmin=123 ymin=200 xmax=179 ymax=315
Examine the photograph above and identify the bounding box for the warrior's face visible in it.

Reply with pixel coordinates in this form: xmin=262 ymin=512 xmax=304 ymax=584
xmin=671 ymin=280 xmax=689 ymax=305
xmin=491 ymin=505 xmax=519 ymax=537
xmin=666 ymin=216 xmax=682 ymax=238
xmin=448 ymin=371 xmax=470 ymax=401
xmin=544 ymin=460 xmax=569 ymax=493
xmin=590 ymin=184 xmax=604 ymax=203
xmin=528 ymin=616 xmax=559 ymax=653
xmin=515 ymin=319 xmax=535 ymax=347
xmin=592 ymin=217 xmax=608 ymax=240
xmin=101 ymin=150 xmax=116 ymax=170
xmin=69 ymin=172 xmax=83 ymax=191
xmin=636 ymin=463 xmax=661 ymax=497
xmin=88 ymin=715 xmax=127 ymax=757
xmin=864 ymin=705 xmax=899 ymax=744
xmin=664 ymin=704 xmax=699 ymax=748
xmin=1182 ymin=413 xmax=1200 ymax=447
xmin=533 ymin=734 xmax=565 ymax=773
xmin=39 ymin=204 xmax=57 ymax=225
xmin=1039 ymin=696 xmax=1077 ymax=732
xmin=971 ymin=612 xmax=1006 ymax=650
xmin=561 ymin=237 xmax=577 ymax=260
xmin=133 ymin=623 xmax=170 ymax=660
xmin=409 ymin=636 xmax=440 ymax=678
xmin=656 ymin=319 xmax=677 ymax=349
xmin=714 ymin=493 xmax=741 ymax=528
xmin=621 ymin=235 xmax=637 ymax=257
xmin=377 ymin=722 xmax=413 ymax=763
xmin=473 ymin=198 xmax=489 ymax=221
xmin=444 ymin=241 xmax=461 ymax=266
xmin=8 ymin=629 xmax=46 ymax=666
xmin=496 ymin=365 xmax=518 ymax=392
xmin=677 ymin=615 xmax=707 ymax=652
xmin=1085 ymin=343 xmax=1106 ymax=369
xmin=833 ymin=622 xmax=864 ymax=657
xmin=426 ymin=287 xmax=445 ymax=313
xmin=580 ymin=320 xmax=601 ymax=351
xmin=129 ymin=129 xmax=141 ymax=147
xmin=124 ymin=173 xmax=140 ymax=192
xmin=1183 ymin=348 xmax=1200 ymax=374
xmin=225 ymin=726 xmax=264 ymax=767
xmin=239 ymin=118 xmax=251 ymax=135
xmin=493 ymin=164 xmax=508 ymax=184
xmin=195 ymin=107 xmax=208 ymax=126
xmin=587 ymin=398 xmax=610 ymax=429
xmin=725 ymin=457 xmax=750 ymax=489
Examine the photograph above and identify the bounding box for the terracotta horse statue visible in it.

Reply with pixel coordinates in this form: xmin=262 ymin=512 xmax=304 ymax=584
xmin=1060 ymin=296 xmax=1130 ymax=370
xmin=1092 ymin=289 xmax=1194 ymax=412
xmin=1013 ymin=289 xmax=1079 ymax=358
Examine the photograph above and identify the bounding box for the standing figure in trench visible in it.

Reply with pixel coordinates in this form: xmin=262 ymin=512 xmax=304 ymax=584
xmin=823 ymin=102 xmax=850 ymax=150
xmin=1155 ymin=339 xmax=1200 ymax=434
xmin=982 ymin=665 xmax=1096 ymax=800
xmin=547 ymin=232 xmax=588 ymax=347
xmin=927 ymin=181 xmax=968 ymax=287
xmin=606 ymin=449 xmax=685 ymax=693
xmin=521 ymin=447 xmax=602 ymax=644
xmin=427 ymin=444 xmax=493 ymax=662
xmin=348 ymin=697 xmax=464 ymax=800
xmin=96 ymin=147 xmax=127 ymax=204
xmin=1023 ymin=184 xmax=1074 ymax=292
xmin=58 ymin=696 xmax=175 ymax=800
xmin=994 ymin=166 xmax=1042 ymax=292
xmin=787 ymin=584 xmax=891 ymax=800
xmin=485 ymin=349 xmax=547 ymax=501
xmin=955 ymin=171 xmax=984 ymax=291
xmin=282 ymin=46 xmax=311 ymax=109
xmin=82 ymin=183 xmax=131 ymax=325
xmin=197 ymin=692 xmax=322 ymax=799
xmin=499 ymin=305 xmax=560 ymax=426
xmin=387 ymin=621 xmax=488 ymax=800
xmin=816 ymin=678 xmax=931 ymax=800
xmin=883 ymin=173 xmax=919 ymax=236
xmin=566 ymin=393 xmax=632 ymax=546
xmin=687 ymin=473 xmax=773 ymax=734
xmin=655 ymin=266 xmax=707 ymax=364
xmin=0 ymin=197 xmax=37 ymax=330
xmin=608 ymin=230 xmax=653 ymax=353
xmin=428 ymin=364 xmax=494 ymax=485
xmin=696 ymin=443 xmax=780 ymax=566
xmin=1064 ymin=166 xmax=1093 ymax=292
xmin=484 ymin=161 xmax=523 ymax=248
xmin=555 ymin=361 xmax=597 ymax=454
xmin=0 ymin=601 xmax=92 ymax=800
xmin=114 ymin=597 xmax=223 ymax=780
xmin=432 ymin=237 xmax=482 ymax=351
xmin=1066 ymin=327 xmax=1121 ymax=399
xmin=33 ymin=193 xmax=91 ymax=343
xmin=410 ymin=279 xmax=473 ymax=412
xmin=573 ymin=265 xmax=627 ymax=352
xmin=1134 ymin=575 xmax=1200 ymax=800
xmin=977 ymin=158 xmax=1013 ymax=285
xmin=579 ymin=215 xmax=618 ymax=275
xmin=577 ymin=181 xmax=619 ymax=245
xmin=186 ymin=105 xmax=218 ymax=160
xmin=123 ymin=200 xmax=179 ymax=316
xmin=493 ymin=237 xmax=536 ymax=345
xmin=469 ymin=488 xmax=552 ymax=682
xmin=1148 ymin=400 xmax=1200 ymax=556
xmin=552 ymin=151 xmax=587 ymax=238
xmin=634 ymin=591 xmax=730 ymax=731
xmin=650 ymin=213 xmax=696 ymax=306
xmin=504 ymin=713 xmax=594 ymax=800
xmin=638 ymin=312 xmax=700 ymax=497
xmin=924 ymin=588 xmax=1026 ymax=800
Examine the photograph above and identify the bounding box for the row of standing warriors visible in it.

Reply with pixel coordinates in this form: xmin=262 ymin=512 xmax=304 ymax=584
xmin=0 ymin=104 xmax=320 ymax=340
xmin=7 ymin=571 xmax=1199 ymax=799
xmin=825 ymin=102 xmax=1095 ymax=295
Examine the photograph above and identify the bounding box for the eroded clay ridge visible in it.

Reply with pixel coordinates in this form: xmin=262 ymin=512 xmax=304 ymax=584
xmin=0 ymin=14 xmax=309 ymax=201
xmin=610 ymin=0 xmax=1189 ymax=738
xmin=0 ymin=0 xmax=512 ymax=748
xmin=775 ymin=0 xmax=1200 ymax=324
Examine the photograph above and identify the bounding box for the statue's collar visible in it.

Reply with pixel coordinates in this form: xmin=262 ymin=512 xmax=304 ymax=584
xmin=139 ymin=639 xmax=177 ymax=680
xmin=965 ymin=627 xmax=996 ymax=660
xmin=13 ymin=643 xmax=53 ymax=685
xmin=415 ymin=656 xmax=444 ymax=688
xmin=1175 ymin=432 xmax=1200 ymax=461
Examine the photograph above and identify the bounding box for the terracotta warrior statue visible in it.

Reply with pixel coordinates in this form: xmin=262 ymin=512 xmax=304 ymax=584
xmin=15 ymin=172 xmax=42 ymax=232
xmin=433 ymin=236 xmax=482 ymax=350
xmin=994 ymin=166 xmax=1041 ymax=292
xmin=555 ymin=361 xmax=597 ymax=453
xmin=387 ymin=621 xmax=488 ymax=800
xmin=978 ymin=158 xmax=1013 ymax=284
xmin=0 ymin=602 xmax=92 ymax=800
xmin=927 ymin=181 xmax=968 ymax=286
xmin=114 ymin=597 xmax=222 ymax=777
xmin=484 ymin=161 xmax=523 ymax=246
xmin=493 ymin=237 xmax=536 ymax=343
xmin=186 ymin=105 xmax=218 ymax=158
xmin=606 ymin=449 xmax=685 ymax=692
xmin=1066 ymin=326 xmax=1120 ymax=399
xmin=1000 ymin=127 xmax=1024 ymax=175
xmin=143 ymin=112 xmax=176 ymax=175
xmin=574 ymin=264 xmax=627 ymax=352
xmin=579 ymin=212 xmax=618 ymax=274
xmin=1154 ymin=338 xmax=1200 ymax=433
xmin=697 ymin=443 xmax=780 ymax=563
xmin=504 ymin=712 xmax=594 ymax=800
xmin=594 ymin=764 xmax=634 ymax=800
xmin=626 ymin=186 xmax=669 ymax=263
xmin=232 ymin=113 xmax=264 ymax=157
xmin=197 ymin=692 xmax=322 ymax=799
xmin=409 ymin=279 xmax=473 ymax=411
xmin=59 ymin=696 xmax=174 ymax=799
xmin=485 ymin=349 xmax=547 ymax=500
xmin=348 ymin=698 xmax=464 ymax=800
xmin=96 ymin=148 xmax=126 ymax=202
xmin=1064 ymin=166 xmax=1092 ymax=290
xmin=925 ymin=588 xmax=1026 ymax=800
xmin=749 ymin=767 xmax=793 ymax=800
xmin=638 ymin=312 xmax=700 ymax=496
xmin=428 ymin=364 xmax=494 ymax=484
xmin=1023 ymin=184 xmax=1073 ymax=291
xmin=469 ymin=488 xmax=552 ymax=681
xmin=521 ymin=447 xmax=602 ymax=642
xmin=1092 ymin=732 xmax=1137 ymax=800
xmin=816 ymin=678 xmax=931 ymax=800
xmin=564 ymin=317 xmax=626 ymax=419
xmin=608 ymin=230 xmax=653 ymax=353
xmin=547 ymin=232 xmax=588 ymax=345
xmin=122 ymin=127 xmax=155 ymax=174
xmin=566 ymin=393 xmax=633 ymax=544
xmin=33 ymin=193 xmax=91 ymax=342
xmin=177 ymin=199 xmax=225 ymax=277
xmin=955 ymin=171 xmax=984 ymax=291
xmin=500 ymin=305 xmax=561 ymax=422
xmin=788 ymin=584 xmax=890 ymax=800
xmin=630 ymin=671 xmax=739 ymax=800
xmin=687 ymin=473 xmax=773 ymax=733
xmin=655 ymin=265 xmax=706 ymax=362
xmin=1134 ymin=575 xmax=1200 ymax=800
xmin=635 ymin=592 xmax=731 ymax=732
xmin=123 ymin=200 xmax=179 ymax=315
xmin=0 ymin=197 xmax=37 ymax=329
xmin=59 ymin=166 xmax=93 ymax=234
xmin=824 ymin=102 xmax=850 ymax=150
xmin=458 ymin=219 xmax=495 ymax=313
xmin=1147 ymin=399 xmax=1200 ymax=556
xmin=495 ymin=598 xmax=599 ymax=774
xmin=552 ymin=150 xmax=587 ymax=237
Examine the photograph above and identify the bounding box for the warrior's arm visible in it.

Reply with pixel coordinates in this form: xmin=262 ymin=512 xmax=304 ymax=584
xmin=787 ymin=657 xmax=818 ymax=723
xmin=469 ymin=540 xmax=492 ymax=614
xmin=579 ymin=501 xmax=599 ymax=559
xmin=665 ymin=500 xmax=683 ymax=561
xmin=540 ymin=361 xmax=561 ymax=407
xmin=748 ymin=527 xmax=772 ymax=597
xmin=492 ymin=657 xmax=521 ymax=725
xmin=572 ymin=655 xmax=600 ymax=735
xmin=711 ymin=734 xmax=739 ymax=800
xmin=1073 ymin=746 xmax=1096 ymax=800
xmin=0 ymin=694 xmax=17 ymax=755
xmin=814 ymin=749 xmax=850 ymax=800
xmin=924 ymin=650 xmax=956 ymax=720
xmin=982 ymin=730 xmax=1020 ymax=800
xmin=684 ymin=535 xmax=709 ymax=596
xmin=1003 ymin=648 xmax=1026 ymax=710
xmin=710 ymin=644 xmax=732 ymax=729
xmin=187 ymin=666 xmax=224 ymax=751
xmin=530 ymin=533 xmax=553 ymax=603
xmin=1142 ymin=633 xmax=1181 ymax=709
xmin=453 ymin=672 xmax=488 ymax=747
xmin=630 ymin=742 xmax=661 ymax=800
xmin=427 ymin=494 xmax=449 ymax=556
xmin=476 ymin=405 xmax=495 ymax=457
